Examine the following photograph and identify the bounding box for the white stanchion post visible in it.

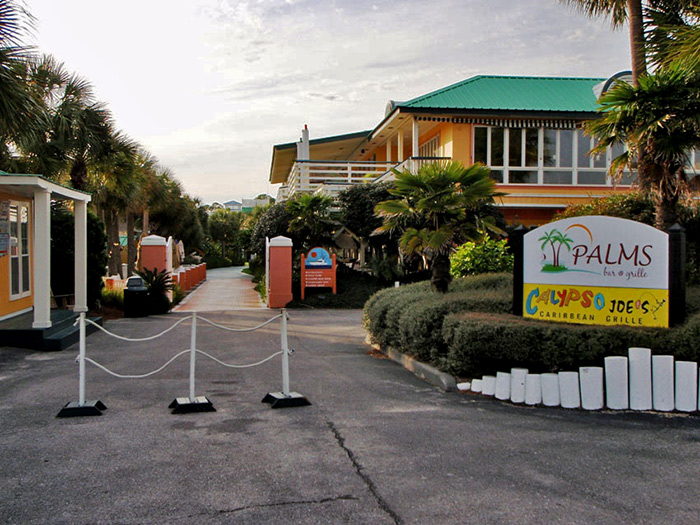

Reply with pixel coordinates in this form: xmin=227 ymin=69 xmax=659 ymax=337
xmin=579 ymin=367 xmax=604 ymax=410
xmin=495 ymin=372 xmax=510 ymax=400
xmin=262 ymin=309 xmax=311 ymax=408
xmin=168 ymin=313 xmax=215 ymax=413
xmin=281 ymin=309 xmax=290 ymax=397
xmin=629 ymin=347 xmax=652 ymax=410
xmin=56 ymin=312 xmax=106 ymax=417
xmin=79 ymin=312 xmax=86 ymax=407
xmin=675 ymin=361 xmax=698 ymax=412
xmin=190 ymin=312 xmax=197 ymax=401
xmin=541 ymin=373 xmax=560 ymax=407
xmin=510 ymin=368 xmax=528 ymax=403
xmin=558 ymin=372 xmax=581 ymax=409
xmin=604 ymin=356 xmax=629 ymax=410
xmin=525 ymin=374 xmax=542 ymax=405
xmin=652 ymin=355 xmax=675 ymax=412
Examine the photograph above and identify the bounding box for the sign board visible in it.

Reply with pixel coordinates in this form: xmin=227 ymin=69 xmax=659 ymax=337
xmin=523 ymin=216 xmax=669 ymax=328
xmin=301 ymin=247 xmax=337 ymax=299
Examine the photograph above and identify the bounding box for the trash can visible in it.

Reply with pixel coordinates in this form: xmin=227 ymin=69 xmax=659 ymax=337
xmin=123 ymin=276 xmax=150 ymax=318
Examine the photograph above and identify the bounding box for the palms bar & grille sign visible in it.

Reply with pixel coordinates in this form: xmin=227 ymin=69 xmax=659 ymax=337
xmin=521 ymin=216 xmax=671 ymax=328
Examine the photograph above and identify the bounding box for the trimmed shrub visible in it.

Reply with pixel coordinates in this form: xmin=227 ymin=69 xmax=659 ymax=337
xmin=363 ymin=281 xmax=431 ymax=346
xmin=398 ymin=288 xmax=512 ymax=364
xmin=450 ymin=236 xmax=514 ymax=277
xmin=442 ymin=312 xmax=666 ymax=378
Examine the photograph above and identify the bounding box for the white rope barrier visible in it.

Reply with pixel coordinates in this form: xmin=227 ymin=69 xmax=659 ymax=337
xmin=197 ymin=314 xmax=283 ymax=332
xmin=85 ymin=315 xmax=192 ymax=342
xmin=196 ymin=349 xmax=284 ymax=369
xmin=60 ymin=309 xmax=308 ymax=415
xmin=82 ymin=350 xmax=191 ymax=379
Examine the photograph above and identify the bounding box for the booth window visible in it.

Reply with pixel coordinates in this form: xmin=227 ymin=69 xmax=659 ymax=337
xmin=9 ymin=203 xmax=30 ymax=300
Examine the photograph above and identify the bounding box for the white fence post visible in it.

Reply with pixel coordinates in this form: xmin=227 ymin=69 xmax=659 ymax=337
xmin=190 ymin=312 xmax=197 ymax=401
xmin=262 ymin=309 xmax=311 ymax=408
xmin=56 ymin=312 xmax=107 ymax=417
xmin=169 ymin=313 xmax=215 ymax=413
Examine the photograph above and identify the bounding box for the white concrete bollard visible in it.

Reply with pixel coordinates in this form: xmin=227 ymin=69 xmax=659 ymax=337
xmin=510 ymin=368 xmax=528 ymax=404
xmin=495 ymin=372 xmax=511 ymax=400
xmin=604 ymin=356 xmax=629 ymax=410
xmin=482 ymin=376 xmax=496 ymax=396
xmin=558 ymin=372 xmax=581 ymax=409
xmin=457 ymin=382 xmax=471 ymax=391
xmin=470 ymin=379 xmax=483 ymax=393
xmin=524 ymin=374 xmax=542 ymax=406
xmin=629 ymin=347 xmax=652 ymax=410
xmin=675 ymin=361 xmax=698 ymax=412
xmin=651 ymin=355 xmax=675 ymax=412
xmin=579 ymin=367 xmax=604 ymax=410
xmin=541 ymin=373 xmax=560 ymax=407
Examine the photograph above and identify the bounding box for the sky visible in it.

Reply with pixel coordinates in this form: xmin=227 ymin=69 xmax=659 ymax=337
xmin=25 ymin=0 xmax=631 ymax=204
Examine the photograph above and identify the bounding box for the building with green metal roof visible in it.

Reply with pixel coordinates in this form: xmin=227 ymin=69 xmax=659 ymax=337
xmin=269 ymin=73 xmax=652 ymax=225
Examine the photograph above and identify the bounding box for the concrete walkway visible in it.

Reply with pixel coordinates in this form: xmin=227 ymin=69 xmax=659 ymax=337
xmin=173 ymin=266 xmax=265 ymax=312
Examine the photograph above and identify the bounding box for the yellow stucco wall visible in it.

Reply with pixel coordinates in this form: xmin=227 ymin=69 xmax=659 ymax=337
xmin=0 ymin=191 xmax=33 ymax=318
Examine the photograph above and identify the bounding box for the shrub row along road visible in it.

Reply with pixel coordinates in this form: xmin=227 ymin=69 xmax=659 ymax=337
xmin=1 ymin=309 xmax=699 ymax=523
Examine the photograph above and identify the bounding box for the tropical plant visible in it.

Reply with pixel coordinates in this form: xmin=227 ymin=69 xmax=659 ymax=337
xmin=586 ymin=65 xmax=700 ymax=229
xmin=135 ymin=267 xmax=173 ymax=315
xmin=375 ymin=161 xmax=502 ymax=293
xmin=450 ymin=235 xmax=514 ymax=277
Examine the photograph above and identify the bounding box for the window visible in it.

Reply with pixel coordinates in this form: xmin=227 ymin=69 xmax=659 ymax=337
xmin=473 ymin=125 xmax=635 ymax=186
xmin=9 ymin=202 xmax=30 ymax=299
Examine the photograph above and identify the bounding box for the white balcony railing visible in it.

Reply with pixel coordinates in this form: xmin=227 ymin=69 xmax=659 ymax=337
xmin=374 ymin=157 xmax=452 ymax=184
xmin=280 ymin=157 xmax=452 ymax=201
xmin=285 ymin=160 xmax=396 ymax=199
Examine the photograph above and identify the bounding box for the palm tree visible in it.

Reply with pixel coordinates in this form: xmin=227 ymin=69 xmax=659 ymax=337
xmin=646 ymin=2 xmax=700 ymax=70
xmin=538 ymin=229 xmax=559 ymax=267
xmin=375 ymin=161 xmax=501 ymax=293
xmin=285 ymin=193 xmax=337 ymax=252
xmin=586 ymin=65 xmax=700 ymax=230
xmin=560 ymin=0 xmax=646 ymax=84
xmin=553 ymin=230 xmax=574 ymax=267
xmin=0 ymin=1 xmax=41 ymax=169
xmin=14 ymin=55 xmax=115 ymax=189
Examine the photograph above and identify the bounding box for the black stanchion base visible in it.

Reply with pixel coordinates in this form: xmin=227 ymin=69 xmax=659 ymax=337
xmin=56 ymin=400 xmax=107 ymax=418
xmin=169 ymin=396 xmax=216 ymax=414
xmin=262 ymin=392 xmax=311 ymax=409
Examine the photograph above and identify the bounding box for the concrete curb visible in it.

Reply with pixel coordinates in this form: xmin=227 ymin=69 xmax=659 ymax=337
xmin=365 ymin=336 xmax=457 ymax=392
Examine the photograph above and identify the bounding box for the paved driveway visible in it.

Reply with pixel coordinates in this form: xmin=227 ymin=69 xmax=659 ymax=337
xmin=1 ymin=309 xmax=699 ymax=524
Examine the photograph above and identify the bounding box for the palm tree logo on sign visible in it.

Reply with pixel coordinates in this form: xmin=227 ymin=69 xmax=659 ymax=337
xmin=537 ymin=223 xmax=599 ymax=275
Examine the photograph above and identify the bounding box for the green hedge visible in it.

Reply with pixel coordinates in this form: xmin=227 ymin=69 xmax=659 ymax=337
xmin=364 ymin=273 xmax=700 ymax=379
xmin=441 ymin=312 xmax=667 ymax=378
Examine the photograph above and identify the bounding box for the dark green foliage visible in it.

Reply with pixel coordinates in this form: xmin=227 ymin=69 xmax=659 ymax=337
xmin=136 ymin=267 xmax=173 ymax=315
xmin=50 ymin=203 xmax=107 ymax=309
xmin=201 ymin=240 xmax=232 ymax=269
xmin=337 ymin=182 xmax=395 ymax=243
xmin=249 ymin=202 xmax=294 ymax=260
xmin=442 ymin=312 xmax=669 ymax=378
xmin=364 ymin=272 xmax=700 ymax=379
xmin=398 ymin=288 xmax=513 ymax=365
xmin=288 ymin=266 xmax=388 ymax=309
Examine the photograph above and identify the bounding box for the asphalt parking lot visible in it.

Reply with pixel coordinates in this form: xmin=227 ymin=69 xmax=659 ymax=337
xmin=1 ymin=308 xmax=700 ymax=524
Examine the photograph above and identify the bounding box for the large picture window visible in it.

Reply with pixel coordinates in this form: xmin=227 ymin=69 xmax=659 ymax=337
xmin=473 ymin=125 xmax=636 ymax=186
xmin=9 ymin=202 xmax=30 ymax=300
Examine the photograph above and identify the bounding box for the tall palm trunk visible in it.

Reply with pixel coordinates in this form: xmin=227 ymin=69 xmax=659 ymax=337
xmin=105 ymin=209 xmax=121 ymax=276
xmin=431 ymin=251 xmax=452 ymax=293
xmin=127 ymin=213 xmax=136 ymax=277
xmin=627 ymin=0 xmax=647 ymax=85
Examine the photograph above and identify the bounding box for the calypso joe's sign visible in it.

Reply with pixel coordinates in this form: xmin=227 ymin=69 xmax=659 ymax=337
xmin=523 ymin=216 xmax=669 ymax=328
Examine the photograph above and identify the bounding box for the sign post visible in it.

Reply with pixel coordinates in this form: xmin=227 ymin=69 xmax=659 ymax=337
xmin=300 ymin=247 xmax=336 ymax=300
